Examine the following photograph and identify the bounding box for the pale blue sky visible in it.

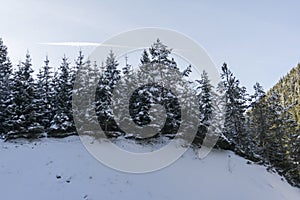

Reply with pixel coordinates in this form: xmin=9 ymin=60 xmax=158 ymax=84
xmin=1 ymin=0 xmax=300 ymax=93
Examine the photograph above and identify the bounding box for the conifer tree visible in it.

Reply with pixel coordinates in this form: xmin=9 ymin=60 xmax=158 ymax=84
xmin=197 ymin=71 xmax=213 ymax=128
xmin=6 ymin=53 xmax=42 ymax=139
xmin=49 ymin=55 xmax=74 ymax=136
xmin=194 ymin=70 xmax=214 ymax=144
xmin=140 ymin=49 xmax=150 ymax=65
xmin=36 ymin=56 xmax=54 ymax=135
xmin=95 ymin=51 xmax=121 ymax=135
xmin=248 ymin=83 xmax=268 ymax=158
xmin=264 ymin=92 xmax=297 ymax=170
xmin=149 ymin=39 xmax=178 ymax=69
xmin=0 ymin=38 xmax=13 ymax=137
xmin=219 ymin=63 xmax=248 ymax=151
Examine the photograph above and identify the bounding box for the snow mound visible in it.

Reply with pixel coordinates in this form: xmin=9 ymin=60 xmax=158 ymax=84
xmin=0 ymin=136 xmax=299 ymax=200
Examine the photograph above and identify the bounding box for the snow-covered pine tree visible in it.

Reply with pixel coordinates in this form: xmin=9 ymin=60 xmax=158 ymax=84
xmin=35 ymin=56 xmax=54 ymax=136
xmin=247 ymin=84 xmax=300 ymax=185
xmin=195 ymin=70 xmax=213 ymax=144
xmin=140 ymin=49 xmax=150 ymax=66
xmin=279 ymin=106 xmax=298 ymax=173
xmin=219 ymin=63 xmax=248 ymax=152
xmin=86 ymin=60 xmax=100 ymax=133
xmin=6 ymin=53 xmax=43 ymax=140
xmin=264 ymin=92 xmax=297 ymax=171
xmin=288 ymin=128 xmax=300 ymax=187
xmin=247 ymin=82 xmax=269 ymax=160
xmin=182 ymin=64 xmax=192 ymax=77
xmin=128 ymin=41 xmax=184 ymax=138
xmin=264 ymin=92 xmax=284 ymax=165
xmin=0 ymin=38 xmax=13 ymax=137
xmin=197 ymin=71 xmax=213 ymax=127
xmin=49 ymin=66 xmax=59 ymax=129
xmin=149 ymin=39 xmax=178 ymax=70
xmin=95 ymin=50 xmax=121 ymax=136
xmin=71 ymin=50 xmax=84 ymax=85
xmin=122 ymin=55 xmax=132 ymax=75
xmin=49 ymin=55 xmax=75 ymax=137
xmin=72 ymin=59 xmax=100 ymax=135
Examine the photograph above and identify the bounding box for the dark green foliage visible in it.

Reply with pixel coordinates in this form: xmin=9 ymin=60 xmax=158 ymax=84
xmin=127 ymin=40 xmax=185 ymax=138
xmin=0 ymin=38 xmax=13 ymax=137
xmin=129 ymin=84 xmax=181 ymax=137
xmin=219 ymin=63 xmax=248 ymax=151
xmin=6 ymin=53 xmax=43 ymax=140
xmin=268 ymin=64 xmax=300 ymax=125
xmin=194 ymin=71 xmax=213 ymax=144
xmin=95 ymin=50 xmax=121 ymax=135
xmin=197 ymin=71 xmax=213 ymax=127
xmin=140 ymin=49 xmax=150 ymax=65
xmin=149 ymin=39 xmax=178 ymax=69
xmin=48 ymin=55 xmax=75 ymax=137
xmin=249 ymin=86 xmax=300 ymax=187
xmin=35 ymin=57 xmax=54 ymax=135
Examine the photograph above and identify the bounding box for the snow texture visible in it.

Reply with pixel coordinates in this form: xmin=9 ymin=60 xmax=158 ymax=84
xmin=0 ymin=136 xmax=299 ymax=200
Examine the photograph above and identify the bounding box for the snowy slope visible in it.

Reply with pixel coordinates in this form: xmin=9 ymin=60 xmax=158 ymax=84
xmin=0 ymin=136 xmax=299 ymax=200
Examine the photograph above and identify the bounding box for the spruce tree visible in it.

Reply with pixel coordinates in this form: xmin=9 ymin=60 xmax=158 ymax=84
xmin=197 ymin=71 xmax=213 ymax=128
xmin=128 ymin=40 xmax=186 ymax=138
xmin=0 ymin=38 xmax=13 ymax=137
xmin=249 ymin=83 xmax=268 ymax=159
xmin=36 ymin=56 xmax=54 ymax=135
xmin=219 ymin=63 xmax=248 ymax=151
xmin=288 ymin=129 xmax=300 ymax=187
xmin=6 ymin=53 xmax=42 ymax=139
xmin=182 ymin=64 xmax=192 ymax=77
xmin=95 ymin=51 xmax=121 ymax=135
xmin=49 ymin=55 xmax=74 ymax=137
xmin=149 ymin=39 xmax=178 ymax=69
xmin=265 ymin=92 xmax=297 ymax=170
xmin=140 ymin=49 xmax=150 ymax=65
xmin=194 ymin=70 xmax=213 ymax=144
xmin=73 ymin=59 xmax=100 ymax=135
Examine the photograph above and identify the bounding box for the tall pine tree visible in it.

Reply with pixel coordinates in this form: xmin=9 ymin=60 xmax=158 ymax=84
xmin=218 ymin=63 xmax=248 ymax=152
xmin=49 ymin=55 xmax=74 ymax=137
xmin=95 ymin=50 xmax=121 ymax=135
xmin=195 ymin=70 xmax=213 ymax=144
xmin=36 ymin=56 xmax=54 ymax=136
xmin=0 ymin=38 xmax=13 ymax=137
xmin=6 ymin=53 xmax=42 ymax=139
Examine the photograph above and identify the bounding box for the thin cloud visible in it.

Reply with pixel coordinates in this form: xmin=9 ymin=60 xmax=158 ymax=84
xmin=39 ymin=42 xmax=101 ymax=46
xmin=39 ymin=42 xmax=140 ymax=48
xmin=38 ymin=42 xmax=187 ymax=52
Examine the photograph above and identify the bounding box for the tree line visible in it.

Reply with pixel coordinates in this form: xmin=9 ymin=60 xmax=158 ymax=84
xmin=0 ymin=38 xmax=299 ymax=187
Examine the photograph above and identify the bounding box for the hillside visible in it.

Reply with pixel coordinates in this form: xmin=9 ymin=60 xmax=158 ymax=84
xmin=0 ymin=136 xmax=299 ymax=200
xmin=267 ymin=63 xmax=300 ymax=123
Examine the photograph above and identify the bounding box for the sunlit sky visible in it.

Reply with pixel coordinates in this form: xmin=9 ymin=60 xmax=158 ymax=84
xmin=1 ymin=0 xmax=300 ymax=93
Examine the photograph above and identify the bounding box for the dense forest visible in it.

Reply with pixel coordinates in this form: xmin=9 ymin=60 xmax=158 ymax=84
xmin=267 ymin=64 xmax=300 ymax=124
xmin=0 ymin=38 xmax=299 ymax=187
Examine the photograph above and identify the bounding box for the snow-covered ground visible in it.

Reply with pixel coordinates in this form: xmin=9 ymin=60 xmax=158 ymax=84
xmin=0 ymin=136 xmax=299 ymax=200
